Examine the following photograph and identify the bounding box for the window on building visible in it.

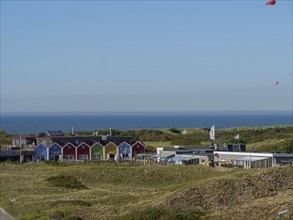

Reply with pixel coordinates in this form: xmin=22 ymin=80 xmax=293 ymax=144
xmin=65 ymin=155 xmax=74 ymax=160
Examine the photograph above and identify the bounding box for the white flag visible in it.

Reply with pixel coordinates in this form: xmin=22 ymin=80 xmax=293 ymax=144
xmin=210 ymin=125 xmax=215 ymax=140
xmin=234 ymin=134 xmax=240 ymax=140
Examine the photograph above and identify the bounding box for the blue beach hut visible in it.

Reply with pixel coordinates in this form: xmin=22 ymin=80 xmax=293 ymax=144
xmin=33 ymin=144 xmax=49 ymax=162
xmin=49 ymin=143 xmax=62 ymax=161
xmin=118 ymin=141 xmax=132 ymax=160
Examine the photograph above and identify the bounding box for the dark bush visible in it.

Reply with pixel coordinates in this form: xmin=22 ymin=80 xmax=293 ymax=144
xmin=284 ymin=138 xmax=293 ymax=153
xmin=64 ymin=216 xmax=84 ymax=220
xmin=0 ymin=130 xmax=12 ymax=145
xmin=46 ymin=175 xmax=88 ymax=190
xmin=121 ymin=207 xmax=204 ymax=220
xmin=48 ymin=210 xmax=65 ymax=219
xmin=169 ymin=128 xmax=181 ymax=134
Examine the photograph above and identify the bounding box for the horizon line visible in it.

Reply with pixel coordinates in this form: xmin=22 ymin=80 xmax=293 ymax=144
xmin=1 ymin=110 xmax=292 ymax=116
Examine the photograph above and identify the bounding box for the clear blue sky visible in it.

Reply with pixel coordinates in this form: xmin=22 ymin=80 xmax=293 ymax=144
xmin=1 ymin=1 xmax=292 ymax=113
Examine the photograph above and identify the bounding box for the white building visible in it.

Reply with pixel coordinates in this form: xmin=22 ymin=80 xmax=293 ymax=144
xmin=214 ymin=151 xmax=293 ymax=169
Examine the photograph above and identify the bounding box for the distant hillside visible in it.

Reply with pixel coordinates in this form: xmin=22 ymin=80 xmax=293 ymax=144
xmin=70 ymin=125 xmax=292 ymax=142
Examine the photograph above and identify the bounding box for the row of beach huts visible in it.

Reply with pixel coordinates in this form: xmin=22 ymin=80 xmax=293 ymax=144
xmin=37 ymin=141 xmax=145 ymax=162
xmin=0 ymin=130 xmax=146 ymax=162
xmin=1 ymin=141 xmax=147 ymax=163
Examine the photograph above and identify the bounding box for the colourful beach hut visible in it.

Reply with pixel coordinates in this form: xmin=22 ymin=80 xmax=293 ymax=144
xmin=104 ymin=142 xmax=118 ymax=160
xmin=63 ymin=142 xmax=76 ymax=161
xmin=49 ymin=143 xmax=62 ymax=161
xmin=131 ymin=141 xmax=146 ymax=157
xmin=33 ymin=144 xmax=49 ymax=162
xmin=118 ymin=141 xmax=132 ymax=160
xmin=77 ymin=142 xmax=90 ymax=160
xmin=91 ymin=142 xmax=105 ymax=161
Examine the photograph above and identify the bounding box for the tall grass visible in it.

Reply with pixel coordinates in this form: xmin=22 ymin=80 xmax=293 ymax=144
xmin=1 ymin=161 xmax=292 ymax=219
xmin=0 ymin=162 xmax=225 ymax=219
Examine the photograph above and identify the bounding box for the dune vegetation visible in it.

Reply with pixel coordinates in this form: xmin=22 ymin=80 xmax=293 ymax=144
xmin=70 ymin=126 xmax=293 ymax=153
xmin=0 ymin=162 xmax=292 ymax=219
xmin=2 ymin=125 xmax=292 ymax=153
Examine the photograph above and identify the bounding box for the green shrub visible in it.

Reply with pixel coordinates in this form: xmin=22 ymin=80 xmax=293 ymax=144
xmin=284 ymin=138 xmax=293 ymax=153
xmin=126 ymin=208 xmax=166 ymax=220
xmin=121 ymin=207 xmax=204 ymax=220
xmin=169 ymin=128 xmax=181 ymax=134
xmin=63 ymin=216 xmax=84 ymax=220
xmin=167 ymin=208 xmax=204 ymax=220
xmin=48 ymin=210 xmax=65 ymax=219
xmin=46 ymin=175 xmax=87 ymax=190
xmin=0 ymin=130 xmax=12 ymax=145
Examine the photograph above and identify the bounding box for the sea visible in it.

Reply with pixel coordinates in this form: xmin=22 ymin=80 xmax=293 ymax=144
xmin=1 ymin=112 xmax=292 ymax=134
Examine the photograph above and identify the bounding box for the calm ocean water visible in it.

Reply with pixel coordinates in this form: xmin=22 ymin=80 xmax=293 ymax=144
xmin=1 ymin=112 xmax=292 ymax=134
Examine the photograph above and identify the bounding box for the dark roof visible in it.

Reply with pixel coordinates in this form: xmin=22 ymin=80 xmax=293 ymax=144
xmin=273 ymin=153 xmax=293 ymax=158
xmin=163 ymin=146 xmax=214 ymax=151
xmin=47 ymin=130 xmax=64 ymax=137
xmin=48 ymin=135 xmax=133 ymax=146
xmin=162 ymin=146 xmax=215 ymax=156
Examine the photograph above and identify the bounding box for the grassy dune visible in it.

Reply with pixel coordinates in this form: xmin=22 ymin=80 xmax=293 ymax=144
xmin=137 ymin=126 xmax=293 ymax=152
xmin=158 ymin=126 xmax=293 ymax=153
xmin=1 ymin=162 xmax=292 ymax=219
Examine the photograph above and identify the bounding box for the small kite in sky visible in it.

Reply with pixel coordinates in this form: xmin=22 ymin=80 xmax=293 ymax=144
xmin=257 ymin=0 xmax=276 ymax=8
xmin=265 ymin=0 xmax=276 ymax=5
xmin=272 ymin=81 xmax=279 ymax=86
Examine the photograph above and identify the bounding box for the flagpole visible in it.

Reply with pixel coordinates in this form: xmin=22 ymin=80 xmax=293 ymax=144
xmin=210 ymin=125 xmax=215 ymax=148
xmin=19 ymin=134 xmax=21 ymax=163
